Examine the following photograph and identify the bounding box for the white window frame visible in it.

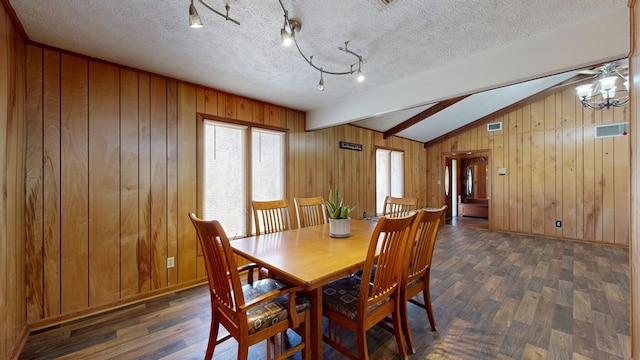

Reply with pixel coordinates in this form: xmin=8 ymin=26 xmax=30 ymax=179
xmin=375 ymin=148 xmax=405 ymax=215
xmin=200 ymin=117 xmax=287 ymax=237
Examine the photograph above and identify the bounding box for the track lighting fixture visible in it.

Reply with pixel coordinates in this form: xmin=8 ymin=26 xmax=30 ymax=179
xmin=188 ymin=0 xmax=366 ymax=90
xmin=188 ymin=0 xmax=240 ymax=27
xmin=277 ymin=0 xmax=365 ymax=90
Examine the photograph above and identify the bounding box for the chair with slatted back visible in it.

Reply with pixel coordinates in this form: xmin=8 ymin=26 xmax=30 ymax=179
xmin=400 ymin=206 xmax=447 ymax=354
xmin=294 ymin=196 xmax=327 ymax=228
xmin=252 ymin=199 xmax=292 ymax=235
xmin=382 ymin=196 xmax=418 ymax=217
xmin=188 ymin=213 xmax=311 ymax=360
xmin=322 ymin=213 xmax=417 ymax=360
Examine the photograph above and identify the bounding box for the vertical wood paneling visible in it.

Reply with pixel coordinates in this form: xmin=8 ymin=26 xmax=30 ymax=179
xmin=0 ymin=9 xmax=8 ymax=356
xmin=237 ymin=97 xmax=252 ymax=121
xmin=166 ymin=80 xmax=178 ymax=286
xmin=177 ymin=83 xmax=197 ymax=283
xmin=425 ymin=82 xmax=629 ymax=245
xmin=15 ymin=41 xmax=423 ymax=330
xmin=88 ymin=61 xmax=120 ymax=306
xmin=149 ymin=76 xmax=167 ymax=290
xmin=602 ymin=135 xmax=616 ymax=241
xmin=60 ymin=53 xmax=89 ymax=313
xmin=575 ymin=103 xmax=585 ymax=240
xmin=583 ymin=123 xmax=596 ymax=240
xmin=119 ymin=68 xmax=139 ymax=298
xmin=3 ymin=11 xmax=26 ymax=355
xmin=543 ymin=95 xmax=558 ymax=236
xmin=25 ymin=45 xmax=44 ymax=322
xmin=613 ymin=133 xmax=629 ymax=245
xmin=42 ymin=49 xmax=61 ymax=317
xmin=138 ymin=73 xmax=152 ymax=293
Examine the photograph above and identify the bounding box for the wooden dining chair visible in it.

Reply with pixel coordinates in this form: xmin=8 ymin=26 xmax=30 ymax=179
xmin=399 ymin=206 xmax=447 ymax=354
xmin=293 ymin=196 xmax=327 ymax=228
xmin=252 ymin=199 xmax=292 ymax=235
xmin=322 ymin=213 xmax=417 ymax=360
xmin=382 ymin=196 xmax=418 ymax=217
xmin=188 ymin=213 xmax=311 ymax=360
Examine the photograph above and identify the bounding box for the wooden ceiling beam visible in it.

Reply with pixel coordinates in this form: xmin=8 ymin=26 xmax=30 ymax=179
xmin=382 ymin=95 xmax=470 ymax=139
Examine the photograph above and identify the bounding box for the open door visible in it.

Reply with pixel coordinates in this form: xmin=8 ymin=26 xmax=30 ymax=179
xmin=442 ymin=151 xmax=490 ymax=226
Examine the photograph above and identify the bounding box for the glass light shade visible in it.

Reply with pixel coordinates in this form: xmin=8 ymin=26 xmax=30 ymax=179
xmin=575 ymin=84 xmax=592 ymax=99
xmin=624 ymin=80 xmax=629 ymax=91
xmin=356 ymin=69 xmax=365 ymax=82
xmin=317 ymin=73 xmax=324 ymax=91
xmin=189 ymin=4 xmax=203 ymax=28
xmin=598 ymin=76 xmax=618 ymax=91
xmin=281 ymin=29 xmax=293 ymax=47
xmin=601 ymin=86 xmax=616 ymax=99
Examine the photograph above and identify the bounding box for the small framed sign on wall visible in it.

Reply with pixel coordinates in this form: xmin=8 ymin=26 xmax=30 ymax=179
xmin=339 ymin=141 xmax=362 ymax=151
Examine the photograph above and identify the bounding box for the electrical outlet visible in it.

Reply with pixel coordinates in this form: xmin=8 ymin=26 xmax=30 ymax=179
xmin=167 ymin=257 xmax=175 ymax=268
xmin=555 ymin=220 xmax=562 ymax=228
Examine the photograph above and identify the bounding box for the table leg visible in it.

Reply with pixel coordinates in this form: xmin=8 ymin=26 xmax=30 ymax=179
xmin=308 ymin=288 xmax=323 ymax=360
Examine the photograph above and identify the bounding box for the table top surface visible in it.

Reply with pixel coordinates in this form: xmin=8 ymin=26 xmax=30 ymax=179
xmin=230 ymin=220 xmax=377 ymax=290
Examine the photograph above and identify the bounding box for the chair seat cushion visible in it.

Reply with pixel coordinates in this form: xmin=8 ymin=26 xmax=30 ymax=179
xmin=322 ymin=276 xmax=388 ymax=321
xmin=406 ymin=276 xmax=422 ymax=289
xmin=243 ymin=279 xmax=310 ymax=335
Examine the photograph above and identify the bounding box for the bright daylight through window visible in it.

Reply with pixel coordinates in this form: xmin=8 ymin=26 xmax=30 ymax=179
xmin=203 ymin=120 xmax=285 ymax=237
xmin=375 ymin=148 xmax=404 ymax=215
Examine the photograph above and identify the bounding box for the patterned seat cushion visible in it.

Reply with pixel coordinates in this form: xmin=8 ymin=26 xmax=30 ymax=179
xmin=243 ymin=279 xmax=311 ymax=335
xmin=322 ymin=276 xmax=389 ymax=321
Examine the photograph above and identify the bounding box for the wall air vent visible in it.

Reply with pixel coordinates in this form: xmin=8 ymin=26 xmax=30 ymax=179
xmin=595 ymin=122 xmax=628 ymax=138
xmin=487 ymin=122 xmax=502 ymax=132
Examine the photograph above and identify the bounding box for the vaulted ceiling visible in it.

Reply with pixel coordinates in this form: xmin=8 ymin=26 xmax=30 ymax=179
xmin=9 ymin=0 xmax=630 ymax=143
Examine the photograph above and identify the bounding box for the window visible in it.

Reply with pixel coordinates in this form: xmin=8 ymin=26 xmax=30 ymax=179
xmin=375 ymin=148 xmax=404 ymax=215
xmin=202 ymin=120 xmax=286 ymax=237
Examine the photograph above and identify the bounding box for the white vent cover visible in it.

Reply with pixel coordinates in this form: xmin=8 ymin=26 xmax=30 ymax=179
xmin=487 ymin=122 xmax=502 ymax=132
xmin=595 ymin=122 xmax=628 ymax=138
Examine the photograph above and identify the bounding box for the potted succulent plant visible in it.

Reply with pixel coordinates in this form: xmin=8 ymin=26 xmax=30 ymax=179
xmin=326 ymin=187 xmax=357 ymax=238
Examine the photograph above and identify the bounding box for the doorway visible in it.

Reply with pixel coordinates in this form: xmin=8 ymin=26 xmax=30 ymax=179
xmin=443 ymin=151 xmax=490 ymax=228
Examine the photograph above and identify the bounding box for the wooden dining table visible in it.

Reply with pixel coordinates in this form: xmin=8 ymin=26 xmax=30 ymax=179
xmin=230 ymin=219 xmax=378 ymax=360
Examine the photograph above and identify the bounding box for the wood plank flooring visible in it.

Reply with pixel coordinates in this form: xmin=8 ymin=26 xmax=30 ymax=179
xmin=19 ymin=221 xmax=630 ymax=359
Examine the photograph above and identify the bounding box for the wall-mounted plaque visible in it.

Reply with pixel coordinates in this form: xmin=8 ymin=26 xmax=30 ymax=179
xmin=339 ymin=141 xmax=362 ymax=151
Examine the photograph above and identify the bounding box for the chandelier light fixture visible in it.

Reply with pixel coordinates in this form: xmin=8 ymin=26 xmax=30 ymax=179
xmin=575 ymin=62 xmax=629 ymax=110
xmin=189 ymin=0 xmax=365 ymax=91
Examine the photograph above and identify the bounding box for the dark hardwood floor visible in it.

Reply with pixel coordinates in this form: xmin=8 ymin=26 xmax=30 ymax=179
xmin=20 ymin=222 xmax=630 ymax=359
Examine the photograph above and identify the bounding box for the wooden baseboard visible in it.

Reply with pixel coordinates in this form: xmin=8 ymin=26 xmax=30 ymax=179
xmin=7 ymin=324 xmax=30 ymax=360
xmin=27 ymin=279 xmax=207 ymax=332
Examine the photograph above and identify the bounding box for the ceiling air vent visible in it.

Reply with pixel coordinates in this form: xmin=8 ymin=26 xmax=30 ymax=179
xmin=595 ymin=122 xmax=628 ymax=138
xmin=487 ymin=122 xmax=502 ymax=132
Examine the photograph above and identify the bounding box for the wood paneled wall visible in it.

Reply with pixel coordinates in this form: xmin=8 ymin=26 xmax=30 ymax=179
xmin=425 ymin=87 xmax=630 ymax=245
xmin=1 ymin=2 xmax=27 ymax=358
xmin=24 ymin=45 xmax=427 ymax=326
xmin=287 ymin=122 xmax=428 ymax=219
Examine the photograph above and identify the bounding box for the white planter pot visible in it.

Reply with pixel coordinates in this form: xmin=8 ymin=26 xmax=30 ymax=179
xmin=329 ymin=218 xmax=351 ymax=238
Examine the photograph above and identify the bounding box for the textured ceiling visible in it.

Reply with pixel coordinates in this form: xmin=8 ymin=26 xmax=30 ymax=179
xmin=9 ymin=0 xmax=630 ymax=142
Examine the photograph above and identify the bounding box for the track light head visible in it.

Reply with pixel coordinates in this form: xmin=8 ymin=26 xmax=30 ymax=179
xmin=317 ymin=71 xmax=325 ymax=91
xmin=189 ymin=2 xmax=203 ymax=28
xmin=281 ymin=28 xmax=293 ymax=47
